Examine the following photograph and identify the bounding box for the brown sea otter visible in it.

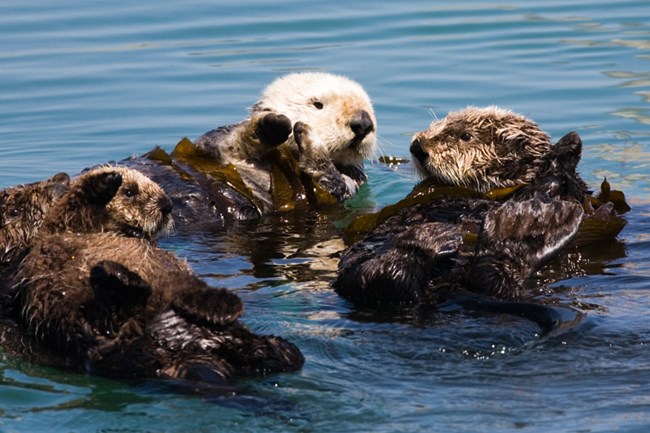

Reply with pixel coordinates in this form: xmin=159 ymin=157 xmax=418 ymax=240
xmin=6 ymin=166 xmax=303 ymax=386
xmin=333 ymin=107 xmax=623 ymax=329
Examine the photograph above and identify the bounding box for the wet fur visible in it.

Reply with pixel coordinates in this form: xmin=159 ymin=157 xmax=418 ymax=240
xmin=410 ymin=106 xmax=589 ymax=198
xmin=14 ymin=233 xmax=303 ymax=382
xmin=0 ymin=173 xmax=70 ymax=273
xmin=7 ymin=166 xmax=303 ymax=384
xmin=334 ymin=108 xmax=589 ymax=324
xmin=41 ymin=166 xmax=173 ymax=239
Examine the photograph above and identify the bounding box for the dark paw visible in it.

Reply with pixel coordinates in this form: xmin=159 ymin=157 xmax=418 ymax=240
xmin=481 ymin=197 xmax=584 ymax=265
xmin=90 ymin=260 xmax=152 ymax=309
xmin=83 ymin=171 xmax=123 ymax=206
xmin=172 ymin=287 xmax=243 ymax=327
xmin=293 ymin=121 xmax=308 ymax=151
xmin=255 ymin=113 xmax=292 ymax=147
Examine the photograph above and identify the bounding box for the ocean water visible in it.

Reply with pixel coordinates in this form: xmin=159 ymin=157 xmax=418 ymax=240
xmin=1 ymin=1 xmax=650 ymax=432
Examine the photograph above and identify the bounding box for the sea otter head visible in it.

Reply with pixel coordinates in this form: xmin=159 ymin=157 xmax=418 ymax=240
xmin=0 ymin=173 xmax=70 ymax=265
xmin=43 ymin=166 xmax=173 ymax=240
xmin=252 ymin=72 xmax=377 ymax=172
xmin=409 ymin=106 xmax=553 ymax=192
xmin=102 ymin=167 xmax=174 ymax=238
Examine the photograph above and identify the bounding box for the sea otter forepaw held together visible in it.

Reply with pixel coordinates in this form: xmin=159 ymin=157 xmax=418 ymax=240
xmin=254 ymin=112 xmax=292 ymax=147
xmin=293 ymin=121 xmax=353 ymax=200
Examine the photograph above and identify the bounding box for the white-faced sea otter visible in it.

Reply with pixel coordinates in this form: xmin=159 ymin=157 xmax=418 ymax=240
xmin=123 ymin=72 xmax=377 ymax=228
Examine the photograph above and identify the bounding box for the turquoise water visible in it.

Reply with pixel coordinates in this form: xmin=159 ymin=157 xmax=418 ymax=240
xmin=1 ymin=1 xmax=650 ymax=432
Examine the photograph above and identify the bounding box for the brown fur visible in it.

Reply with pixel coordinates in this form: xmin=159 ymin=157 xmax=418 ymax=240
xmin=411 ymin=106 xmax=557 ymax=192
xmin=15 ymin=232 xmax=304 ymax=382
xmin=41 ymin=166 xmax=173 ymax=239
xmin=334 ymin=108 xmax=591 ymax=325
xmin=9 ymin=166 xmax=303 ymax=384
xmin=0 ymin=173 xmax=70 ymax=271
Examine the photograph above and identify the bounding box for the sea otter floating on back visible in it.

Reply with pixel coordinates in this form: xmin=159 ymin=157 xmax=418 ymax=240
xmin=334 ymin=107 xmax=627 ymax=326
xmin=3 ymin=166 xmax=303 ymax=386
xmin=123 ymin=72 xmax=377 ymax=227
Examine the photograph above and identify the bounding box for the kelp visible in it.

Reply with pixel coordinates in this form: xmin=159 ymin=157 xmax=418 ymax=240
xmin=268 ymin=146 xmax=309 ymax=212
xmin=345 ymin=178 xmax=483 ymax=241
xmin=144 ymin=138 xmax=338 ymax=214
xmin=345 ymin=176 xmax=631 ymax=246
xmin=574 ymin=178 xmax=630 ymax=245
xmin=592 ymin=177 xmax=631 ymax=214
xmin=378 ymin=155 xmax=410 ymax=165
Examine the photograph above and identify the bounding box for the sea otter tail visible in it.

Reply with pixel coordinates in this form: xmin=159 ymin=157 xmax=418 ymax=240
xmin=446 ymin=290 xmax=584 ymax=334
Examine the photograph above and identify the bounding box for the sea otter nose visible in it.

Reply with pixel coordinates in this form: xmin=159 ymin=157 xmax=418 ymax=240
xmin=350 ymin=110 xmax=374 ymax=140
xmin=410 ymin=138 xmax=428 ymax=164
xmin=158 ymin=196 xmax=173 ymax=216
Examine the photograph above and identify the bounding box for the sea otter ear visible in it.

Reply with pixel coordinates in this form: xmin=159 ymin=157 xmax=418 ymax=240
xmin=553 ymin=131 xmax=582 ymax=170
xmin=47 ymin=172 xmax=71 ymax=200
xmin=90 ymin=260 xmax=152 ymax=310
xmin=82 ymin=171 xmax=123 ymax=206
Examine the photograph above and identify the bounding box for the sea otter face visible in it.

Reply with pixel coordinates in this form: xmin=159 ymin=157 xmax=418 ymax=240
xmin=100 ymin=167 xmax=174 ymax=239
xmin=409 ymin=106 xmax=553 ymax=192
xmin=252 ymin=72 xmax=377 ymax=170
xmin=0 ymin=173 xmax=69 ymax=263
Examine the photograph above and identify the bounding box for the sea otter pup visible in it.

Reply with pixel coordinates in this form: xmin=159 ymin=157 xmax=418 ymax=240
xmin=123 ymin=72 xmax=376 ymax=227
xmin=9 ymin=166 xmax=303 ymax=385
xmin=333 ymin=107 xmax=594 ymax=321
xmin=39 ymin=165 xmax=173 ymax=239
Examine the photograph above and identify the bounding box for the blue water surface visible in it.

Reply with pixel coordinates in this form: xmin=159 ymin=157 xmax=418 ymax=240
xmin=1 ymin=1 xmax=650 ymax=432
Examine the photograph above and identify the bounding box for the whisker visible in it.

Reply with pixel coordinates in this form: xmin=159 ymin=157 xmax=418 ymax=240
xmin=426 ymin=106 xmax=439 ymax=121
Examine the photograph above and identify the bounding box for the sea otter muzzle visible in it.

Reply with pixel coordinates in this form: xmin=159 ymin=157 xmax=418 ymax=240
xmin=158 ymin=196 xmax=173 ymax=217
xmin=350 ymin=110 xmax=374 ymax=142
xmin=409 ymin=138 xmax=428 ymax=165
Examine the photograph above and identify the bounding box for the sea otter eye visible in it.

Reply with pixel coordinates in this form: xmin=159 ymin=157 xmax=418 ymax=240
xmin=312 ymin=100 xmax=324 ymax=110
xmin=460 ymin=132 xmax=473 ymax=142
xmin=122 ymin=185 xmax=139 ymax=198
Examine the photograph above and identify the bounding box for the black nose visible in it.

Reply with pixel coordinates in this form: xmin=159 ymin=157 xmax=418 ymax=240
xmin=350 ymin=110 xmax=374 ymax=140
xmin=159 ymin=196 xmax=173 ymax=215
xmin=409 ymin=139 xmax=428 ymax=164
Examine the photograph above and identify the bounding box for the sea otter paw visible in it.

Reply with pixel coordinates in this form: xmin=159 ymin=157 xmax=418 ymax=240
xmin=255 ymin=112 xmax=292 ymax=147
xmin=171 ymin=287 xmax=244 ymax=327
xmin=90 ymin=260 xmax=152 ymax=309
xmin=481 ymin=197 xmax=584 ymax=266
xmin=293 ymin=121 xmax=331 ymax=165
xmin=293 ymin=121 xmax=320 ymax=156
xmin=82 ymin=170 xmax=123 ymax=206
xmin=468 ymin=197 xmax=584 ymax=298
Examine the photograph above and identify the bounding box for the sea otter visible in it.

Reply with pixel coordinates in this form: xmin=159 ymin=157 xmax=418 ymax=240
xmin=7 ymin=166 xmax=303 ymax=385
xmin=122 ymin=72 xmax=377 ymax=228
xmin=409 ymin=106 xmax=588 ymax=200
xmin=39 ymin=165 xmax=174 ymax=239
xmin=0 ymin=172 xmax=70 ymax=276
xmin=333 ymin=107 xmax=603 ymax=325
